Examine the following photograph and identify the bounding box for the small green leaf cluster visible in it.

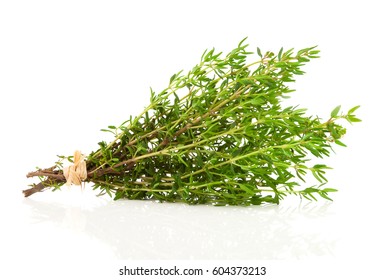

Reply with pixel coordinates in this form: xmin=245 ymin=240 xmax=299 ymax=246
xmin=51 ymin=39 xmax=359 ymax=205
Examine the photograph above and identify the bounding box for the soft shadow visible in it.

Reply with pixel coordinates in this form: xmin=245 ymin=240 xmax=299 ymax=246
xmin=23 ymin=198 xmax=337 ymax=260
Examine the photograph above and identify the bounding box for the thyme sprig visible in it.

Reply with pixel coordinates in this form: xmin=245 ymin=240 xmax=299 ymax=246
xmin=24 ymin=39 xmax=360 ymax=205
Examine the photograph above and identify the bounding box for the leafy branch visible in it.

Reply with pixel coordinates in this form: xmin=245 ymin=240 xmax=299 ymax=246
xmin=23 ymin=39 xmax=360 ymax=205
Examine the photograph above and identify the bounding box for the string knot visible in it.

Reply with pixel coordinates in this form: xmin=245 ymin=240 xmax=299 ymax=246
xmin=63 ymin=150 xmax=87 ymax=186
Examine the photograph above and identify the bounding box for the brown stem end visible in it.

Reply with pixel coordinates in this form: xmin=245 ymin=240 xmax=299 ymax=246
xmin=23 ymin=182 xmax=47 ymax=197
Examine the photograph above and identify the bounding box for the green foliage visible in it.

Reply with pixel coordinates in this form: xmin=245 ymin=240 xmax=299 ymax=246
xmin=35 ymin=39 xmax=360 ymax=205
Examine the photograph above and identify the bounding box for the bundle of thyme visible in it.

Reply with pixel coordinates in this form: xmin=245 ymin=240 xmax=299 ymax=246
xmin=24 ymin=39 xmax=360 ymax=205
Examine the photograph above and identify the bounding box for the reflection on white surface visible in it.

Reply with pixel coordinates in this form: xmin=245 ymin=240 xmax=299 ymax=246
xmin=22 ymin=192 xmax=337 ymax=260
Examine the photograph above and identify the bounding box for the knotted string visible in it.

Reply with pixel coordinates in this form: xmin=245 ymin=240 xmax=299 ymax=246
xmin=63 ymin=150 xmax=87 ymax=186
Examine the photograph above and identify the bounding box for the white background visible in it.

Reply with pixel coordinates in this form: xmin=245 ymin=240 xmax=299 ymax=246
xmin=0 ymin=0 xmax=384 ymax=279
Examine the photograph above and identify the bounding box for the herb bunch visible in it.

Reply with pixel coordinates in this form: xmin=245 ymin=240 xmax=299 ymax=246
xmin=24 ymin=39 xmax=360 ymax=205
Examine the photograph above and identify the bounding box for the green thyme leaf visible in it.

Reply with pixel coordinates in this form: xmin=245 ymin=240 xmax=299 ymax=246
xmin=331 ymin=105 xmax=341 ymax=118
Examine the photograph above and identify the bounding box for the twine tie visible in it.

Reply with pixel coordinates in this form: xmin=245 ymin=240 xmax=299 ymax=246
xmin=63 ymin=150 xmax=87 ymax=186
